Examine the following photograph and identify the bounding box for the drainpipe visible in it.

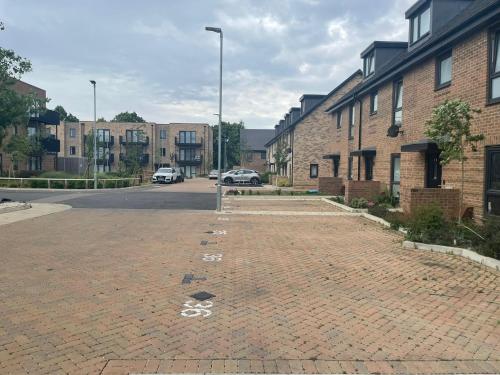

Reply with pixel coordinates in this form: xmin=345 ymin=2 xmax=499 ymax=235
xmin=291 ymin=130 xmax=294 ymax=185
xmin=356 ymin=96 xmax=363 ymax=181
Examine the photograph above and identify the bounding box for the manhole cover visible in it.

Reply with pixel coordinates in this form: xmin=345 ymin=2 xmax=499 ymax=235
xmin=200 ymin=240 xmax=208 ymax=246
xmin=190 ymin=291 xmax=215 ymax=301
xmin=182 ymin=274 xmax=207 ymax=284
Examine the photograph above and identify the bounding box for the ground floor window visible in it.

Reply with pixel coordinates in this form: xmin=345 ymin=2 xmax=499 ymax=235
xmin=390 ymin=154 xmax=401 ymax=198
xmin=28 ymin=156 xmax=41 ymax=171
xmin=486 ymin=146 xmax=500 ymax=215
xmin=365 ymin=156 xmax=374 ymax=181
xmin=310 ymin=164 xmax=318 ymax=178
xmin=70 ymin=146 xmax=76 ymax=155
xmin=182 ymin=165 xmax=196 ymax=178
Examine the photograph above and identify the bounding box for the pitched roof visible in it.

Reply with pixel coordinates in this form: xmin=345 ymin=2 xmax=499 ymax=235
xmin=264 ymin=69 xmax=363 ymax=147
xmin=326 ymin=0 xmax=499 ymax=113
xmin=240 ymin=129 xmax=275 ymax=151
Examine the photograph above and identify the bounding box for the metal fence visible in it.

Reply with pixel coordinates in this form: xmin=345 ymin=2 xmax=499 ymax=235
xmin=0 ymin=177 xmax=141 ymax=189
xmin=56 ymin=157 xmax=88 ymax=175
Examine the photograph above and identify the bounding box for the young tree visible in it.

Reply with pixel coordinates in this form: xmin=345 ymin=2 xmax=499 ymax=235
xmin=425 ymin=99 xmax=484 ymax=223
xmin=83 ymin=129 xmax=95 ymax=178
xmin=97 ymin=117 xmax=106 ymax=122
xmin=273 ymin=140 xmax=288 ymax=177
xmin=111 ymin=111 xmax=145 ymax=123
xmin=65 ymin=113 xmax=79 ymax=122
xmin=212 ymin=121 xmax=244 ymax=169
xmin=53 ymin=105 xmax=79 ymax=122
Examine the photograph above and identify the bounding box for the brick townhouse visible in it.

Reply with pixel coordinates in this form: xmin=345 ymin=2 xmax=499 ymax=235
xmin=0 ymin=80 xmax=60 ymax=175
xmin=265 ymin=72 xmax=363 ymax=188
xmin=267 ymin=0 xmax=499 ymax=219
xmin=323 ymin=0 xmax=500 ymax=218
xmin=53 ymin=121 xmax=212 ymax=177
xmin=239 ymin=129 xmax=274 ymax=173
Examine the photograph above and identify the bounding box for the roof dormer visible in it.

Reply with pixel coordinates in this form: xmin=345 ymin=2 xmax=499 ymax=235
xmin=360 ymin=41 xmax=407 ymax=78
xmin=405 ymin=0 xmax=473 ymax=47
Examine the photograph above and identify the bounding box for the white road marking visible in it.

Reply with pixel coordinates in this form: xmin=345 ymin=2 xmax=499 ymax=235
xmin=202 ymin=253 xmax=223 ymax=262
xmin=180 ymin=300 xmax=213 ymax=317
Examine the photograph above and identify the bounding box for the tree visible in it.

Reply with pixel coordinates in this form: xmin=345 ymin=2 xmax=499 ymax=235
xmin=97 ymin=117 xmax=106 ymax=122
xmin=111 ymin=111 xmax=145 ymax=123
xmin=425 ymin=99 xmax=484 ymax=223
xmin=53 ymin=105 xmax=79 ymax=122
xmin=212 ymin=121 xmax=244 ymax=169
xmin=0 ymin=22 xmax=34 ymax=144
xmin=273 ymin=140 xmax=288 ymax=177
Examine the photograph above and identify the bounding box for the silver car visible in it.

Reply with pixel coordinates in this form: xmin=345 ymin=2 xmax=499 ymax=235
xmin=222 ymin=169 xmax=260 ymax=185
xmin=208 ymin=170 xmax=218 ymax=180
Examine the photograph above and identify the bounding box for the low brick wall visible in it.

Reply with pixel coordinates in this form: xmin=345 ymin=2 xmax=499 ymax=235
xmin=318 ymin=177 xmax=343 ymax=195
xmin=408 ymin=188 xmax=460 ymax=220
xmin=345 ymin=180 xmax=381 ymax=203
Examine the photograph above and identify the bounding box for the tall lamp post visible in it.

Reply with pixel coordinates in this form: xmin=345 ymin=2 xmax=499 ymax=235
xmin=89 ymin=80 xmax=97 ymax=189
xmin=205 ymin=26 xmax=223 ymax=212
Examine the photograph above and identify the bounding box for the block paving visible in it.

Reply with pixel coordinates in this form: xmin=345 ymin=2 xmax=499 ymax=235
xmin=0 ymin=202 xmax=498 ymax=374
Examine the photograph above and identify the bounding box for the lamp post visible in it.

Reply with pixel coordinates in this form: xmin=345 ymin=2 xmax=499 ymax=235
xmin=89 ymin=80 xmax=97 ymax=189
xmin=205 ymin=26 xmax=223 ymax=212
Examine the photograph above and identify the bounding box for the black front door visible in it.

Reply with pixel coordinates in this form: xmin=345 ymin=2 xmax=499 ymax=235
xmin=425 ymin=151 xmax=442 ymax=188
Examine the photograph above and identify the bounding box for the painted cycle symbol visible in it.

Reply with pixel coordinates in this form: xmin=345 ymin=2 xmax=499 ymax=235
xmin=180 ymin=300 xmax=213 ymax=317
xmin=202 ymin=254 xmax=223 ymax=262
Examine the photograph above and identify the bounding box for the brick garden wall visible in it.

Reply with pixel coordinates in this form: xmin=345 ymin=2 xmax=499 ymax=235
xmin=344 ymin=180 xmax=381 ymax=203
xmin=318 ymin=177 xmax=344 ymax=195
xmin=408 ymin=188 xmax=460 ymax=220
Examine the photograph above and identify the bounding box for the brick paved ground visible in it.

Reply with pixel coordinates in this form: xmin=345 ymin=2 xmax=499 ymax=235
xmin=224 ymin=198 xmax=341 ymax=212
xmin=0 ymin=202 xmax=498 ymax=374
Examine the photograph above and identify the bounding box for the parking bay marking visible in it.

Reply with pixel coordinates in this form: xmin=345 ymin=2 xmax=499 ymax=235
xmin=202 ymin=253 xmax=222 ymax=262
xmin=180 ymin=300 xmax=213 ymax=317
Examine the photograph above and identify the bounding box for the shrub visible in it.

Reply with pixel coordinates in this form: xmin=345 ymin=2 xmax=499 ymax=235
xmin=375 ymin=188 xmax=399 ymax=208
xmin=277 ymin=178 xmax=292 ymax=187
xmin=385 ymin=212 xmax=407 ymax=230
xmin=349 ymin=197 xmax=369 ymax=209
xmin=248 ymin=189 xmax=253 ymax=195
xmin=276 ymin=188 xmax=282 ymax=195
xmin=330 ymin=196 xmax=345 ymax=204
xmin=368 ymin=204 xmax=389 ymax=219
xmin=260 ymin=172 xmax=273 ymax=184
xmin=474 ymin=217 xmax=500 ymax=259
xmin=405 ymin=204 xmax=453 ymax=245
xmin=29 ymin=179 xmax=49 ymax=188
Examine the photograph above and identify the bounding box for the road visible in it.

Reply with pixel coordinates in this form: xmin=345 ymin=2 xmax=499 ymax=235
xmin=0 ymin=178 xmax=216 ymax=210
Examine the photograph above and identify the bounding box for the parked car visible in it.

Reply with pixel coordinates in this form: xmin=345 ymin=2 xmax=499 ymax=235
xmin=175 ymin=168 xmax=185 ymax=183
xmin=208 ymin=170 xmax=218 ymax=180
xmin=151 ymin=167 xmax=178 ymax=184
xmin=222 ymin=169 xmax=261 ymax=185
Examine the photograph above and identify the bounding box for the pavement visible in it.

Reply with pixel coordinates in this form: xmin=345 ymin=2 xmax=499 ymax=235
xmin=0 ymin=180 xmax=498 ymax=374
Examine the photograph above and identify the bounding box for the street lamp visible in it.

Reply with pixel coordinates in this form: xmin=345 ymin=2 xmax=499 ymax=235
xmin=205 ymin=26 xmax=223 ymax=212
xmin=89 ymin=80 xmax=97 ymax=189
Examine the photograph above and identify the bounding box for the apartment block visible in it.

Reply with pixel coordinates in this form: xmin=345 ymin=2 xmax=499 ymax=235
xmin=55 ymin=121 xmax=212 ymax=177
xmin=268 ymin=0 xmax=500 ymax=219
xmin=0 ymin=80 xmax=60 ymax=175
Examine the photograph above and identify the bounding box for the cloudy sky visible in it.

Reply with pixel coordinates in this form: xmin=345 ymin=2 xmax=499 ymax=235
xmin=1 ymin=0 xmax=414 ymax=128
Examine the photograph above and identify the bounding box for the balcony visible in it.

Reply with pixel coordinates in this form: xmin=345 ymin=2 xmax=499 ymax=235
xmin=98 ymin=135 xmax=114 ymax=146
xmin=175 ymin=137 xmax=203 ymax=147
xmin=118 ymin=153 xmax=149 ymax=166
xmin=175 ymin=155 xmax=202 ymax=166
xmin=41 ymin=137 xmax=60 ymax=153
xmin=119 ymin=135 xmax=149 ymax=145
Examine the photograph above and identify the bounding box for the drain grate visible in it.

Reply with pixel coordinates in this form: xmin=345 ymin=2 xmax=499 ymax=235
xmin=190 ymin=291 xmax=215 ymax=301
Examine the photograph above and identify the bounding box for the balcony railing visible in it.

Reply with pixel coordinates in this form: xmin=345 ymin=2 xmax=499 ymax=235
xmin=175 ymin=155 xmax=202 ymax=166
xmin=175 ymin=137 xmax=203 ymax=147
xmin=84 ymin=135 xmax=115 ymax=146
xmin=119 ymin=136 xmax=149 ymax=145
xmin=41 ymin=137 xmax=60 ymax=153
xmin=119 ymin=153 xmax=149 ymax=166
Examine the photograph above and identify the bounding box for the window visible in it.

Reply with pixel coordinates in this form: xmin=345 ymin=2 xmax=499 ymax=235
xmin=485 ymin=146 xmax=500 ymax=215
xmin=97 ymin=129 xmax=110 ymax=142
xmin=180 ymin=148 xmax=196 ymax=161
xmin=260 ymin=151 xmax=266 ymax=160
xmin=489 ymin=29 xmax=500 ymax=103
xmin=370 ymin=91 xmax=378 ymax=114
xmin=348 ymin=104 xmax=355 ymax=140
xmin=390 ymin=154 xmax=401 ymax=198
xmin=246 ymin=152 xmax=254 ymax=162
xmin=436 ymin=51 xmax=452 ymax=89
xmin=126 ymin=130 xmax=142 ymax=143
xmin=347 ymin=156 xmax=353 ymax=180
xmin=410 ymin=5 xmax=430 ymax=44
xmin=179 ymin=131 xmax=196 ymax=144
xmin=27 ymin=127 xmax=37 ymax=137
xmin=393 ymin=80 xmax=403 ymax=127
xmin=69 ymin=146 xmax=76 ymax=155
xmin=69 ymin=128 xmax=76 ymax=138
xmin=161 ymin=148 xmax=166 ymax=157
xmin=333 ymin=158 xmax=340 ymax=177
xmin=336 ymin=111 xmax=342 ymax=129
xmin=364 ymin=53 xmax=375 ymax=77
xmin=365 ymin=157 xmax=374 ymax=181
xmin=160 ymin=129 xmax=167 ymax=139
xmin=28 ymin=156 xmax=41 ymax=171
xmin=310 ymin=164 xmax=318 ymax=178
